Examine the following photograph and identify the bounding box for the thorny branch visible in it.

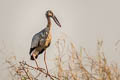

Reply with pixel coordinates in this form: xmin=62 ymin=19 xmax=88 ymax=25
xmin=20 ymin=61 xmax=59 ymax=80
xmin=19 ymin=62 xmax=32 ymax=80
xmin=6 ymin=59 xmax=59 ymax=80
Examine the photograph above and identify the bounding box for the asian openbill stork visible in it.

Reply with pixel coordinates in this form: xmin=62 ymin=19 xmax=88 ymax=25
xmin=29 ymin=10 xmax=61 ymax=74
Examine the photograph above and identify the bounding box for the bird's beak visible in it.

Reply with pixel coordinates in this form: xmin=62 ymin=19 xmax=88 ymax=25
xmin=52 ymin=15 xmax=61 ymax=27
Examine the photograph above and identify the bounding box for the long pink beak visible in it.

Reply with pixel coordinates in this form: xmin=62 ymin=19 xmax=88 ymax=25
xmin=52 ymin=15 xmax=61 ymax=27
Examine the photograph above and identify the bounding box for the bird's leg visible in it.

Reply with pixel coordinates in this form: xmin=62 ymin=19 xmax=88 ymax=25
xmin=44 ymin=50 xmax=49 ymax=77
xmin=32 ymin=52 xmax=45 ymax=71
xmin=32 ymin=54 xmax=39 ymax=69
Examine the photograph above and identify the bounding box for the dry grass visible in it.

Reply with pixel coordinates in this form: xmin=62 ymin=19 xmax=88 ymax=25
xmin=55 ymin=39 xmax=120 ymax=80
xmin=6 ymin=38 xmax=120 ymax=80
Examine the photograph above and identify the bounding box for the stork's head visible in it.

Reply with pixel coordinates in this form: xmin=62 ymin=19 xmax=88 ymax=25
xmin=46 ymin=10 xmax=61 ymax=27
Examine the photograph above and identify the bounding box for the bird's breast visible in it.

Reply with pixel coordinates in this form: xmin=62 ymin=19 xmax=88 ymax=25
xmin=45 ymin=32 xmax=52 ymax=47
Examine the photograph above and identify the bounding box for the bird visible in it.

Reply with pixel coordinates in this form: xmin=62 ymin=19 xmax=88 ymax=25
xmin=29 ymin=10 xmax=61 ymax=60
xmin=29 ymin=10 xmax=61 ymax=73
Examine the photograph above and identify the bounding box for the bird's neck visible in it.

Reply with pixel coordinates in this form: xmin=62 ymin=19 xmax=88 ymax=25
xmin=47 ymin=17 xmax=52 ymax=29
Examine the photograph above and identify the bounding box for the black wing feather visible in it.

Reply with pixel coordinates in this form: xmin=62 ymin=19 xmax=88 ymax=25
xmin=29 ymin=47 xmax=36 ymax=54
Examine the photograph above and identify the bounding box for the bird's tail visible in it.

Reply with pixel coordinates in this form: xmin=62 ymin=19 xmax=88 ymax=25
xmin=30 ymin=49 xmax=44 ymax=60
xmin=30 ymin=50 xmax=39 ymax=60
xmin=30 ymin=55 xmax=38 ymax=60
